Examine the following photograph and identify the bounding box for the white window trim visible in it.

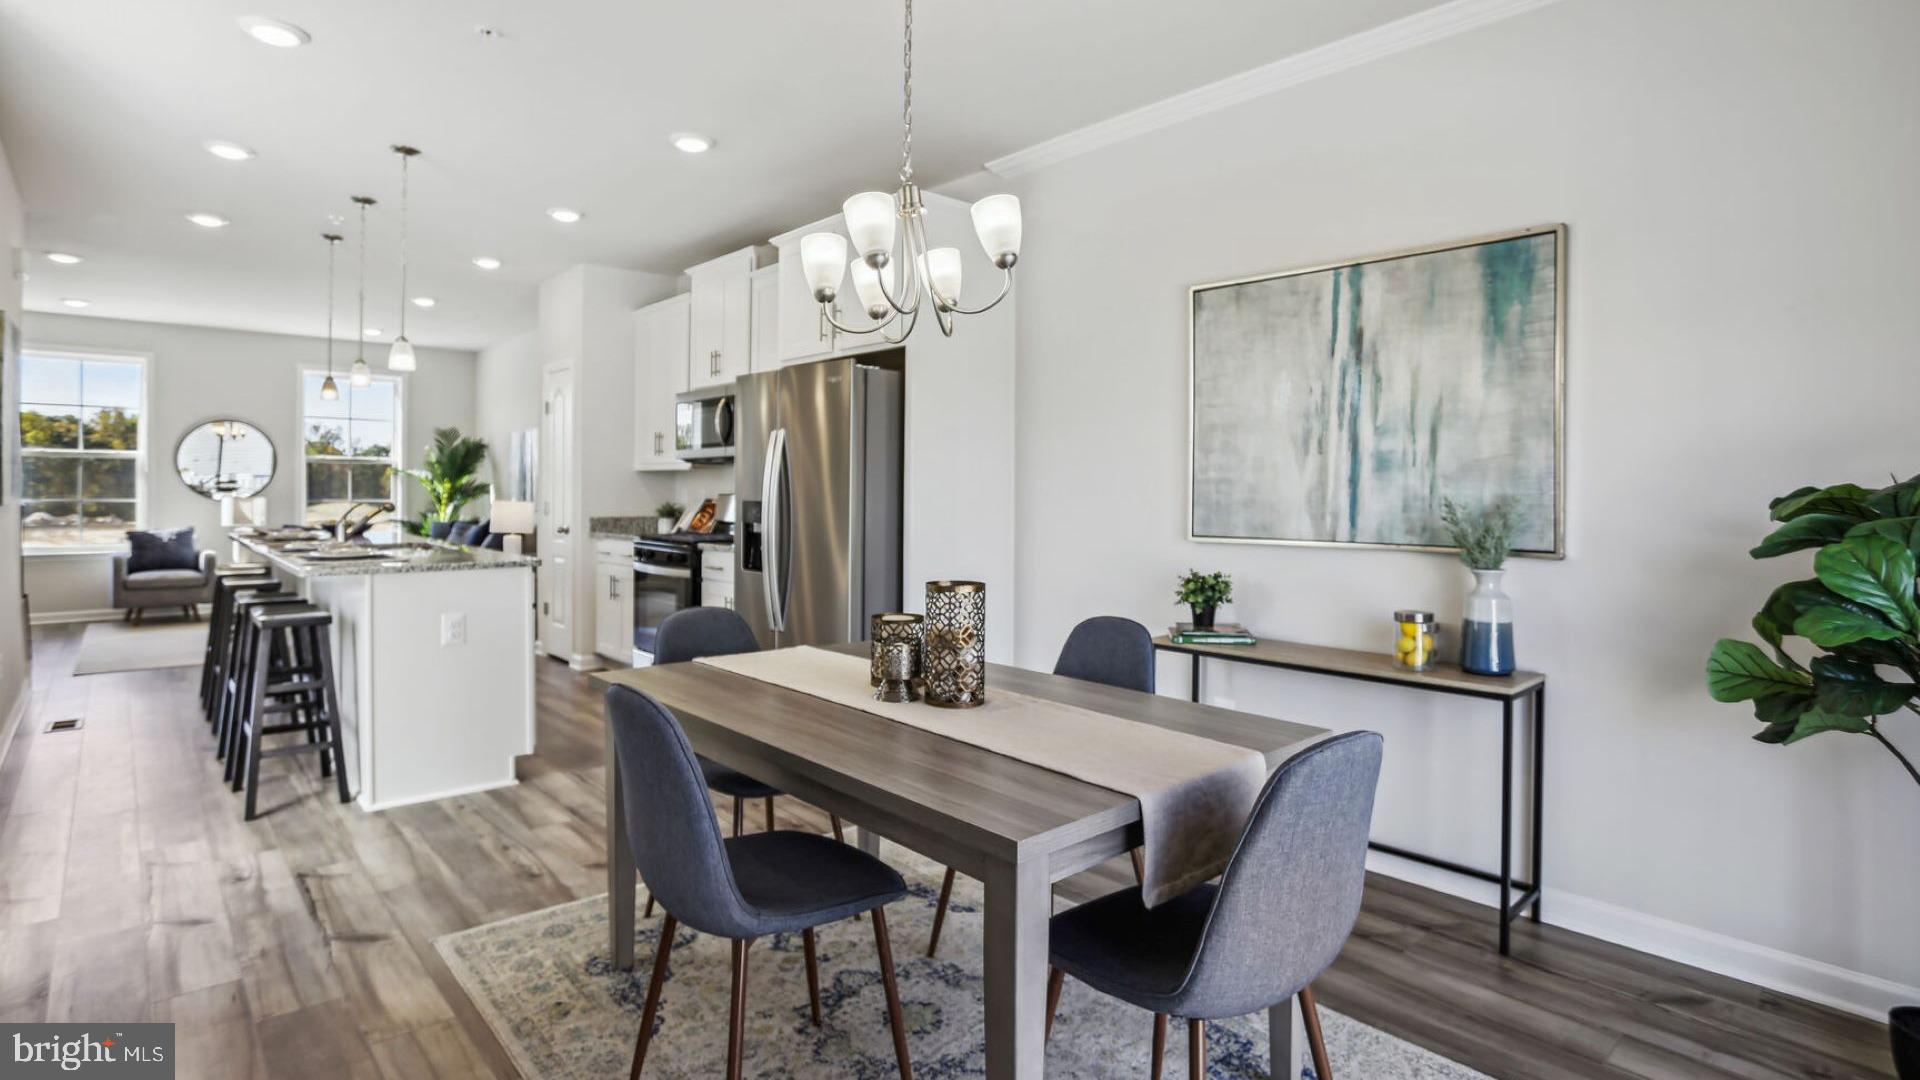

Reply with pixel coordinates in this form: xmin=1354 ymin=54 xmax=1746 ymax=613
xmin=296 ymin=368 xmax=406 ymax=524
xmin=19 ymin=346 xmax=151 ymax=556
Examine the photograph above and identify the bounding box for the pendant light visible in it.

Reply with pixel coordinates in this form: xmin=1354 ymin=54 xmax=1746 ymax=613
xmin=319 ymin=232 xmax=342 ymax=400
xmin=800 ymin=0 xmax=1022 ymax=342
xmin=387 ymin=145 xmax=420 ymax=371
xmin=350 ymin=195 xmax=376 ymax=387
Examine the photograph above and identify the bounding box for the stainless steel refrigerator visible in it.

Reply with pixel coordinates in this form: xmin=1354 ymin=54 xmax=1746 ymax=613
xmin=734 ymin=356 xmax=903 ymax=650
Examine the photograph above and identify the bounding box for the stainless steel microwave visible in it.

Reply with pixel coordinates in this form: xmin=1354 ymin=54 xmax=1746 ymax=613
xmin=674 ymin=389 xmax=735 ymax=463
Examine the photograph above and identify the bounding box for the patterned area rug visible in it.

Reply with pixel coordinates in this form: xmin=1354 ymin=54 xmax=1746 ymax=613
xmin=72 ymin=619 xmax=205 ymax=675
xmin=436 ymin=843 xmax=1488 ymax=1079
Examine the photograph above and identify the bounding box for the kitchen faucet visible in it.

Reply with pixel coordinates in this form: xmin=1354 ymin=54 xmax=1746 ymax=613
xmin=334 ymin=501 xmax=395 ymax=543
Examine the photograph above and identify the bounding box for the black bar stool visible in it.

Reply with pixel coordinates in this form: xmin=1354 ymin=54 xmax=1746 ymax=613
xmin=217 ymin=591 xmax=307 ymax=764
xmin=231 ymin=602 xmax=350 ymax=820
xmin=202 ymin=570 xmax=276 ymax=716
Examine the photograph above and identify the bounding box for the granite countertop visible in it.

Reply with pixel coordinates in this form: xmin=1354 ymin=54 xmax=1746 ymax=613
xmin=233 ymin=531 xmax=540 ymax=578
xmin=590 ymin=515 xmax=661 ymax=540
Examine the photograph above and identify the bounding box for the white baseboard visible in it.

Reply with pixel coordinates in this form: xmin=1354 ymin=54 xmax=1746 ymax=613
xmin=0 ymin=683 xmax=28 ymax=778
xmin=567 ymin=653 xmax=605 ymax=672
xmin=1365 ymin=850 xmax=1912 ymax=1021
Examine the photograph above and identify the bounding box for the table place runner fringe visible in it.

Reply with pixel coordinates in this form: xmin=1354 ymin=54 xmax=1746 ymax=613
xmin=693 ymin=646 xmax=1266 ymax=906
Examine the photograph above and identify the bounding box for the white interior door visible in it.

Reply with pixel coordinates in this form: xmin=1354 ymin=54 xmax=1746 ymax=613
xmin=540 ymin=364 xmax=577 ymax=659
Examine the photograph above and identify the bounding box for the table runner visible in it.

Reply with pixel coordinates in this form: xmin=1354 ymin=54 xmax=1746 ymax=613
xmin=694 ymin=646 xmax=1266 ymax=907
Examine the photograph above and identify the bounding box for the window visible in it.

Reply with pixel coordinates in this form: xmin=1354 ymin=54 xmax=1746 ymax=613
xmin=301 ymin=372 xmax=401 ymax=525
xmin=19 ymin=351 xmax=145 ymax=548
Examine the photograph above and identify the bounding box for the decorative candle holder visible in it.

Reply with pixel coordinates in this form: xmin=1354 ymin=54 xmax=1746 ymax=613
xmin=922 ymin=580 xmax=987 ymax=708
xmin=875 ymin=642 xmax=917 ymax=703
xmin=870 ymin=613 xmax=925 ymax=687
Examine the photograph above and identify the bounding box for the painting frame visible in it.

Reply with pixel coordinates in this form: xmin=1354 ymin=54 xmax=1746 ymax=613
xmin=1186 ymin=223 xmax=1567 ymax=559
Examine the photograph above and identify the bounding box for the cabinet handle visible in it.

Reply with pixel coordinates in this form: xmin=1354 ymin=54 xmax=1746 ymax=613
xmin=557 ymin=525 xmax=570 ymax=536
xmin=653 ymin=432 xmax=662 ymax=454
xmin=609 ymin=577 xmax=618 ymax=600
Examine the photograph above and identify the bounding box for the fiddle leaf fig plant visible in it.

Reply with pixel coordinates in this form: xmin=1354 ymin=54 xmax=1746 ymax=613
xmin=1706 ymin=474 xmax=1920 ymax=787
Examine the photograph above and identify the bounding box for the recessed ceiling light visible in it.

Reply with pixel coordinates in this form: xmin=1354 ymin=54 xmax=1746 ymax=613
xmin=363 ymin=327 xmax=383 ymax=338
xmin=547 ymin=207 xmax=583 ymax=224
xmin=204 ymin=140 xmax=256 ymax=162
xmin=45 ymin=252 xmax=82 ymax=265
xmin=186 ymin=212 xmax=230 ymax=229
xmin=670 ymin=132 xmax=713 ymax=154
xmin=411 ymin=296 xmax=436 ymax=308
xmin=471 ymin=256 xmax=501 ymax=270
xmin=238 ymin=16 xmax=310 ymax=48
xmin=60 ymin=298 xmax=90 ymax=309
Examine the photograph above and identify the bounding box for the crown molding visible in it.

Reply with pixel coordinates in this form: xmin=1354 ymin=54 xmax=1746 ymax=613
xmin=984 ymin=0 xmax=1566 ymax=179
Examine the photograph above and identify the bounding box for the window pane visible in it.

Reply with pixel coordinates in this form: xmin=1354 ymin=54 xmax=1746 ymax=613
xmin=81 ymin=361 xmax=141 ymax=409
xmin=349 ymin=420 xmax=392 ymax=458
xmin=350 ymin=379 xmax=396 ymax=421
xmin=22 ymin=455 xmax=79 ymax=500
xmin=21 ymin=406 xmax=80 ymax=449
xmin=20 ymin=355 xmax=79 ymax=405
xmin=81 ymin=456 xmax=137 ymax=500
xmin=81 ymin=501 xmax=137 ymax=528
xmin=348 ymin=462 xmax=393 ymax=502
xmin=82 ymin=406 xmax=139 ymax=451
xmin=306 ymin=460 xmax=350 ymax=504
xmin=22 ymin=501 xmax=78 ymax=538
xmin=305 ymin=421 xmax=347 ymax=457
xmin=303 ymin=372 xmax=349 ymax=419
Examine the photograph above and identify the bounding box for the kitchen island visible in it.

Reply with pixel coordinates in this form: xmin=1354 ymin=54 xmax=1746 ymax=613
xmin=233 ymin=530 xmax=538 ymax=811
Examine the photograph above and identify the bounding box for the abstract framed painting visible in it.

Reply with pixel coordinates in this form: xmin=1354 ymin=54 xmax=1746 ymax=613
xmin=1187 ymin=224 xmax=1566 ymax=557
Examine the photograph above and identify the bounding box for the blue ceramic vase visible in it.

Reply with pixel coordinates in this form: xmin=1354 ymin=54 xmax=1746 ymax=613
xmin=1461 ymin=569 xmax=1515 ymax=676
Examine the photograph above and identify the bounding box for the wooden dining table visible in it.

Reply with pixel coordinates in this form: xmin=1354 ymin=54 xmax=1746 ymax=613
xmin=594 ymin=643 xmax=1328 ymax=1079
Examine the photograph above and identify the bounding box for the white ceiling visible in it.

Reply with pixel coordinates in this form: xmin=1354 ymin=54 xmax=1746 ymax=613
xmin=0 ymin=0 xmax=1446 ymax=351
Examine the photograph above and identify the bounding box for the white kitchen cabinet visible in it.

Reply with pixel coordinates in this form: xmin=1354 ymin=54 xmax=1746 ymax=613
xmin=633 ymin=294 xmax=691 ymax=471
xmin=749 ymin=264 xmax=779 ymax=372
xmin=593 ymin=540 xmax=634 ymax=662
xmin=686 ymin=248 xmax=757 ymax=391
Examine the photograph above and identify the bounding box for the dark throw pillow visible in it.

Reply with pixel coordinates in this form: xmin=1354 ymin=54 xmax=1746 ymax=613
xmin=127 ymin=527 xmax=198 ymax=573
xmin=428 ymin=520 xmax=457 ymax=541
xmin=448 ymin=520 xmax=483 ymax=546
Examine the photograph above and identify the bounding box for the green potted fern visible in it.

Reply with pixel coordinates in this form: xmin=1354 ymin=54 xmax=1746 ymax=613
xmin=400 ymin=427 xmax=490 ymax=530
xmin=1175 ymin=570 xmax=1233 ymax=629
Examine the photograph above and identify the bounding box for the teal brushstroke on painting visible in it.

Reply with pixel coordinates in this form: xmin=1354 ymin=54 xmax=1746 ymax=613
xmin=1343 ymin=264 xmax=1365 ymax=537
xmin=1478 ymin=237 xmax=1541 ymax=377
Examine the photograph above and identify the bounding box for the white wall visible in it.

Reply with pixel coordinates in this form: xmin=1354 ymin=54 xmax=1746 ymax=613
xmin=475 ymin=327 xmax=539 ymax=510
xmin=0 ymin=136 xmax=29 ymax=748
xmin=1007 ymin=0 xmax=1919 ymax=1012
xmin=20 ymin=312 xmax=475 ymax=617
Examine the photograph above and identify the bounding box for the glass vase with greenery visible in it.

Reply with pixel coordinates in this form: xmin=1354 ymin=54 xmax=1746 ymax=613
xmin=1440 ymin=497 xmax=1522 ymax=675
xmin=1175 ymin=570 xmax=1233 ymax=629
xmin=399 ymin=427 xmax=490 ymax=531
xmin=1706 ymin=475 xmax=1920 ymax=787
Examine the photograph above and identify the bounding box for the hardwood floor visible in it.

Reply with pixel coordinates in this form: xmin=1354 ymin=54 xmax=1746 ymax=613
xmin=0 ymin=623 xmax=1895 ymax=1078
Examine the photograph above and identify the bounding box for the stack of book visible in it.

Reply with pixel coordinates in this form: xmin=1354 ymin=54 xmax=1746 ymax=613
xmin=1169 ymin=622 xmax=1257 ymax=645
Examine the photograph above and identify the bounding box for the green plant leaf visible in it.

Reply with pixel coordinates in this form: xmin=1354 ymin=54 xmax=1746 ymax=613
xmin=1846 ymin=515 xmax=1920 ymax=558
xmin=1810 ymin=655 xmax=1917 ymax=717
xmin=1783 ymin=707 xmax=1873 ymax=743
xmin=1867 ymin=475 xmax=1920 ymax=518
xmin=1752 ymin=721 xmax=1799 ymax=744
xmin=1791 ymin=606 xmax=1905 ymax=647
xmin=1752 ymin=689 xmax=1814 ymax=725
xmin=1813 ymin=535 xmax=1918 ymax=630
xmin=1832 ymin=637 xmax=1920 ymax=681
xmin=1707 ymin=639 xmax=1813 ymax=702
xmin=1750 ymin=515 xmax=1856 ymax=559
xmin=1769 ymin=484 xmax=1876 ymax=523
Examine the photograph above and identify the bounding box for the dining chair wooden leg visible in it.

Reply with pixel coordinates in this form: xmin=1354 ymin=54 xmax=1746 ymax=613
xmin=1150 ymin=1013 xmax=1168 ymax=1080
xmin=802 ymin=927 xmax=823 ymax=1026
xmin=726 ymin=937 xmax=752 ymax=1080
xmin=1188 ymin=1018 xmax=1206 ymax=1080
xmin=765 ymin=796 xmax=776 ymax=833
xmin=830 ymin=814 xmax=845 ymax=843
xmin=1300 ymin=984 xmax=1332 ymax=1080
xmin=1045 ymin=967 xmax=1065 ymax=1039
xmin=643 ymin=894 xmax=655 ymax=920
xmin=926 ymin=867 xmax=956 ymax=957
xmin=870 ymin=906 xmax=913 ymax=1080
xmin=629 ymin=914 xmax=677 ymax=1080
xmin=1130 ymin=848 xmax=1145 ymax=886
xmin=731 ymin=795 xmax=744 ymax=838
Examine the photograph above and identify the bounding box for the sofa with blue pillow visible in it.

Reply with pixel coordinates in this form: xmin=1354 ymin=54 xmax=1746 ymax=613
xmin=439 ymin=519 xmax=506 ymax=550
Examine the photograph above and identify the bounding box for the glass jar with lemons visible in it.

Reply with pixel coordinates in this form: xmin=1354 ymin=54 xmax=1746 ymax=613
xmin=1393 ymin=610 xmax=1436 ymax=671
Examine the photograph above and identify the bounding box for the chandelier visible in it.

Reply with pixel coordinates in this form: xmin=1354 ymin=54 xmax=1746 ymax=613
xmin=350 ymin=195 xmax=376 ymax=387
xmin=799 ymin=0 xmax=1022 ymax=342
xmin=387 ymin=145 xmax=420 ymax=371
xmin=319 ymin=231 xmax=342 ymax=401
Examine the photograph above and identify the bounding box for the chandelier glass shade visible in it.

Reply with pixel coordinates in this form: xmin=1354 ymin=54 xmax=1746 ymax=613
xmin=799 ymin=0 xmax=1021 ymax=342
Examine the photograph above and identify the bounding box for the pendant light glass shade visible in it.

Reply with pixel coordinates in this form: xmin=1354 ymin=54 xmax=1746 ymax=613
xmin=350 ymin=358 xmax=371 ymax=387
xmin=320 ymin=374 xmax=340 ymax=400
xmin=387 ymin=337 xmax=415 ymax=372
xmin=388 ymin=145 xmax=420 ymax=371
xmin=842 ymin=192 xmax=897 ymax=258
xmin=970 ymin=194 xmax=1022 ymax=263
xmin=320 ymin=231 xmax=342 ymax=402
xmin=849 ymin=258 xmax=893 ymax=317
xmin=800 ymin=233 xmax=848 ymax=298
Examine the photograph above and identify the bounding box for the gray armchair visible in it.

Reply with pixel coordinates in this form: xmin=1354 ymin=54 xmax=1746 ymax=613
xmin=111 ymin=548 xmax=217 ymax=623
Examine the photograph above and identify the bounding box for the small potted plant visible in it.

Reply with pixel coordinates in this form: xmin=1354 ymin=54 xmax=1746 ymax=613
xmin=655 ymin=501 xmax=684 ymax=534
xmin=1440 ymin=496 xmax=1521 ymax=675
xmin=1175 ymin=570 xmax=1233 ymax=629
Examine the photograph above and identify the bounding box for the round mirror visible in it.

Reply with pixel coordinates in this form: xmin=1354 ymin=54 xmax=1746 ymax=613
xmin=176 ymin=419 xmax=275 ymax=499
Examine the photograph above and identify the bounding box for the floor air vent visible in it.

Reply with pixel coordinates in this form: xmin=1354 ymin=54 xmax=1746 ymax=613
xmin=44 ymin=718 xmax=83 ymax=733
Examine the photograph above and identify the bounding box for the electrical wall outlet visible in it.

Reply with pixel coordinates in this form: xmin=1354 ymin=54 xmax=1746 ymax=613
xmin=441 ymin=612 xmax=467 ymax=646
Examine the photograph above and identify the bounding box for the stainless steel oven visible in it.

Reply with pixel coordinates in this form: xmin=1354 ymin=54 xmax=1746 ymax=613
xmin=674 ymin=388 xmax=735 ymax=464
xmin=631 ymin=537 xmax=700 ymax=663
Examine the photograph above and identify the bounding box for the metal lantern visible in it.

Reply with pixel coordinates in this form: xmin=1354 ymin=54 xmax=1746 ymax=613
xmin=870 ymin=612 xmax=925 ymax=687
xmin=922 ymin=580 xmax=986 ymax=708
xmin=875 ymin=642 xmax=917 ymax=704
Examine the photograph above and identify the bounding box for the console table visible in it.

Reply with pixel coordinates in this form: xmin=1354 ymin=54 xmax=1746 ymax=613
xmin=1152 ymin=635 xmax=1545 ymax=954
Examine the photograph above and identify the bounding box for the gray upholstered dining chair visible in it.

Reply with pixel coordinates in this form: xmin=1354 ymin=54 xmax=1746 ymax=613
xmin=1044 ymin=729 xmax=1384 ymax=1080
xmin=646 ymin=608 xmax=848 ymax=917
xmin=926 ymin=614 xmax=1157 ymax=957
xmin=606 ymin=684 xmax=914 ymax=1080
